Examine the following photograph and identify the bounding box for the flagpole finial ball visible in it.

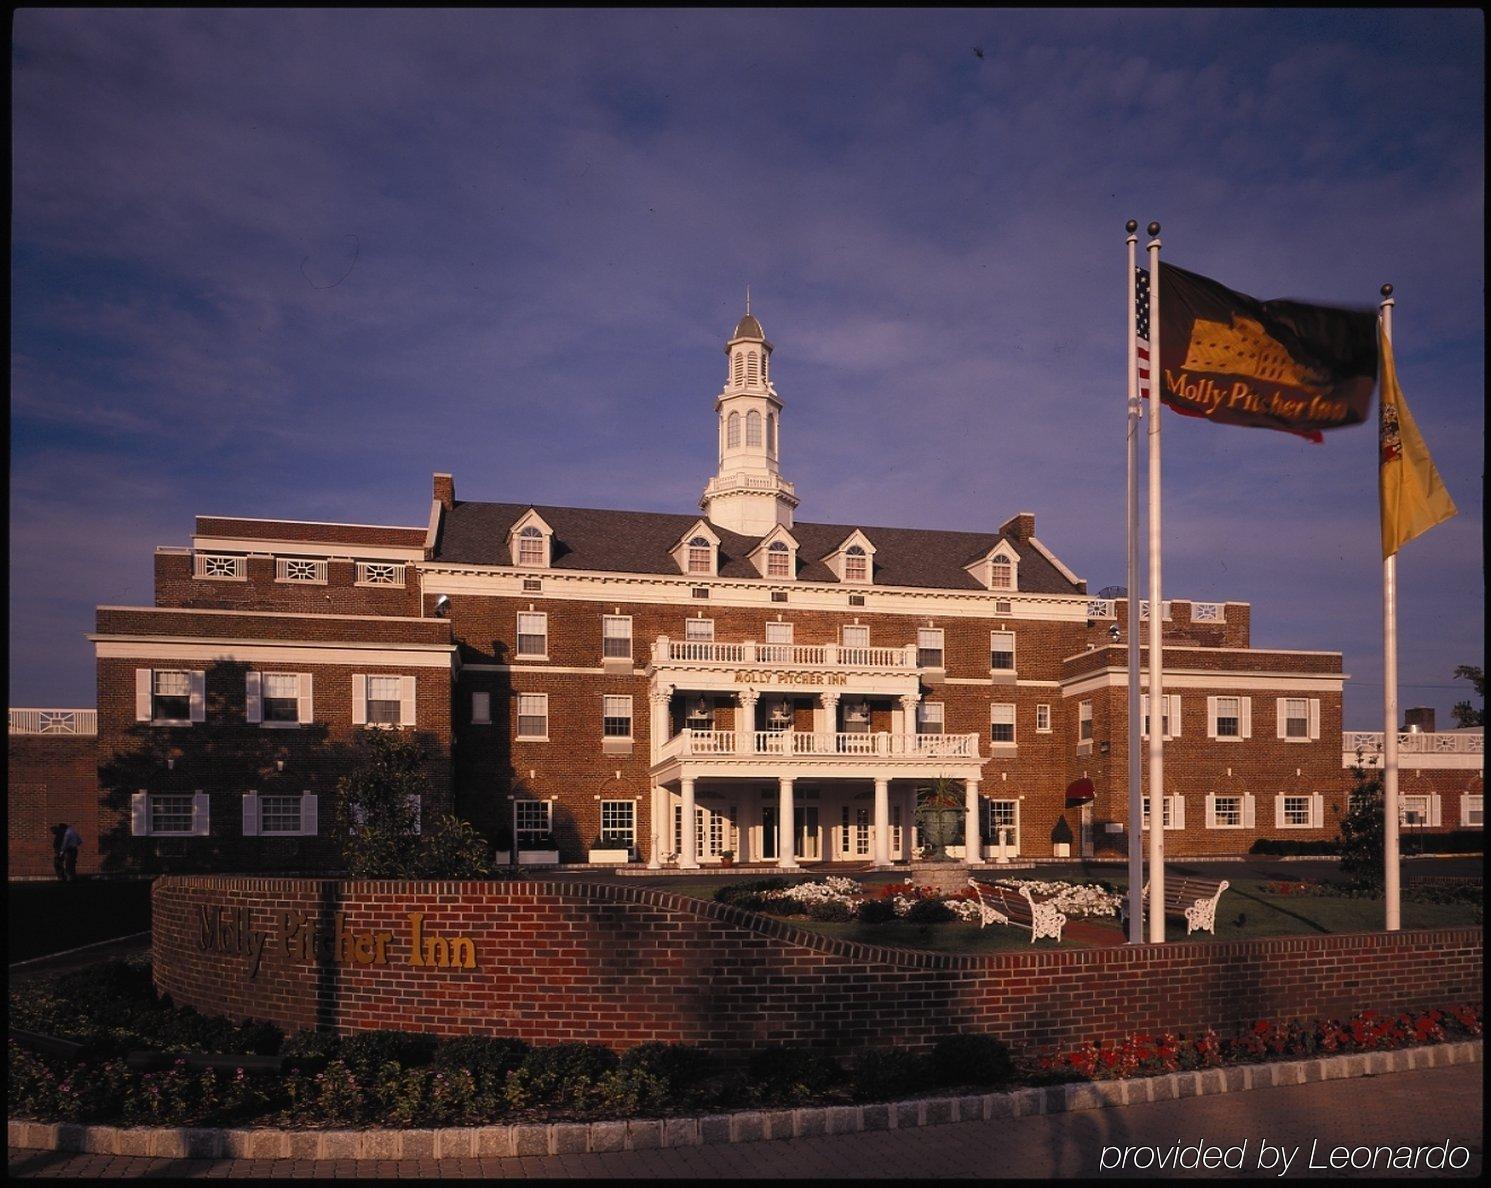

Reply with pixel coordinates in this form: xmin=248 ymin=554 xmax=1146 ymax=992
xmin=1126 ymin=219 xmax=1138 ymax=233
xmin=1380 ymin=283 xmax=1394 ymax=298
xmin=1147 ymin=221 xmax=1161 ymax=236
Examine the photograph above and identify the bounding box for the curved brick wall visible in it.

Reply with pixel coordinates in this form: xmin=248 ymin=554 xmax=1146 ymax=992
xmin=152 ymin=876 xmax=1482 ymax=1059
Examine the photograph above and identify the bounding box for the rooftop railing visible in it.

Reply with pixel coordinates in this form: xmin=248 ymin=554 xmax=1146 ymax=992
xmin=9 ymin=709 xmax=98 ymax=735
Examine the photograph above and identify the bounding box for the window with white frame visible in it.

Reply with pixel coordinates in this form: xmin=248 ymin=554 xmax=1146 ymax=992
xmin=259 ymin=794 xmax=305 ymax=834
xmin=761 ymin=697 xmax=791 ymax=732
xmin=917 ymin=701 xmax=944 ymax=735
xmin=516 ymin=612 xmax=548 ymax=658
xmin=195 ymin=553 xmax=245 ymax=580
xmin=841 ymin=624 xmax=869 ymax=655
xmin=1035 ymin=704 xmax=1051 ymax=733
xmin=1276 ymin=697 xmax=1317 ymax=740
xmin=603 ymin=695 xmax=633 ymax=738
xmin=1463 ymin=795 xmax=1483 ymax=827
xmin=987 ymin=799 xmax=1017 ymax=838
xmin=745 ymin=410 xmax=762 ymax=448
xmin=356 ymin=561 xmax=404 ymax=586
xmin=686 ymin=695 xmax=716 ymax=731
xmin=366 ymin=676 xmax=402 ymax=725
xmin=602 ymin=615 xmax=632 ymax=659
xmin=1141 ymin=795 xmax=1183 ymax=830
xmin=1282 ymin=795 xmax=1313 ymax=827
xmin=261 ymin=673 xmax=301 ymax=723
xmin=763 ymin=619 xmax=793 ymax=661
xmin=472 ymin=692 xmax=491 ymax=724
xmin=1142 ymin=694 xmax=1180 ymax=739
xmin=843 ymin=545 xmax=869 ymax=583
xmin=1399 ymin=795 xmax=1431 ymax=826
xmin=514 ymin=799 xmax=552 ymax=844
xmin=989 ymin=555 xmax=1013 ymax=590
xmin=1078 ymin=700 xmax=1093 ymax=742
xmin=277 ymin=557 xmax=326 ymax=583
xmin=684 ymin=618 xmax=714 ymax=642
xmin=990 ymin=631 xmax=1015 ymax=671
xmin=766 ymin=540 xmax=791 ymax=577
xmin=153 ymin=670 xmax=193 ymax=722
xmin=842 ymin=699 xmax=871 ymax=734
xmin=917 ymin=628 xmax=944 ymax=669
xmin=989 ymin=703 xmax=1016 ymax=745
xmin=517 ymin=526 xmax=546 ymax=567
xmin=600 ymin=800 xmax=635 ymax=848
xmin=1214 ymin=696 xmax=1241 ymax=738
xmin=687 ymin=536 xmax=713 ymax=574
xmin=516 ymin=694 xmax=549 ymax=739
xmin=1212 ymin=795 xmax=1243 ymax=827
xmin=150 ymin=793 xmax=196 ymax=835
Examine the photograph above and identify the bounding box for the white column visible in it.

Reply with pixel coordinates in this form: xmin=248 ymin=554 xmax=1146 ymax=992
xmin=739 ymin=689 xmax=758 ymax=754
xmin=873 ymin=778 xmax=891 ymax=867
xmin=648 ymin=785 xmax=664 ymax=869
xmin=905 ymin=787 xmax=919 ymax=861
xmin=680 ymin=778 xmax=699 ymax=869
xmin=820 ymin=690 xmax=840 ymax=741
xmin=900 ymin=694 xmax=920 ymax=748
xmin=1381 ymin=287 xmax=1400 ymax=931
xmin=1145 ymin=222 xmax=1166 ymax=943
xmin=1125 ymin=221 xmax=1145 ymax=944
xmin=778 ymin=778 xmax=799 ymax=869
xmin=964 ymin=779 xmax=983 ymax=866
xmin=649 ymin=688 xmax=672 ymax=764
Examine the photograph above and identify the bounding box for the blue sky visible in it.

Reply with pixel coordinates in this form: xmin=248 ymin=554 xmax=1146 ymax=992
xmin=10 ymin=9 xmax=1484 ymax=729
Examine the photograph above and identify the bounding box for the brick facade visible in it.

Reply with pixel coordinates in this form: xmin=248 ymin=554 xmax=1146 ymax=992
xmin=7 ymin=735 xmax=103 ymax=878
xmin=152 ymin=876 xmax=1484 ymax=1060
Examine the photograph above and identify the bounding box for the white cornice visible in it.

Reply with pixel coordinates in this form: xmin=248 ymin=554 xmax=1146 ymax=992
xmin=97 ymin=605 xmax=436 ymax=624
xmin=191 ymin=536 xmax=427 ymax=562
xmin=1027 ymin=536 xmax=1084 ymax=588
xmin=1059 ymin=667 xmax=1348 ymax=697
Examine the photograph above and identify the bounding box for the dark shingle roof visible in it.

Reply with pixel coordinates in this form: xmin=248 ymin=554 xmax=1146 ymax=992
xmin=732 ymin=313 xmax=765 ymax=340
xmin=434 ymin=502 xmax=1083 ymax=595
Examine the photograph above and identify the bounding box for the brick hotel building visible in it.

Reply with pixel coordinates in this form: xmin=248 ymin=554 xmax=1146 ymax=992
xmin=9 ymin=311 xmax=1483 ymax=876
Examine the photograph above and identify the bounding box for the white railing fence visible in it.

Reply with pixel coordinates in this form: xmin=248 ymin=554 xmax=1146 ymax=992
xmin=9 ymin=709 xmax=98 ymax=735
xmin=1344 ymin=731 xmax=1483 ymax=755
xmin=656 ymin=639 xmax=919 ymax=669
xmin=674 ymin=729 xmax=979 ymax=759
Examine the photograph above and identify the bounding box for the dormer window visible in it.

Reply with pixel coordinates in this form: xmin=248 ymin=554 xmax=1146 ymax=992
xmin=990 ymin=556 xmax=1013 ymax=590
xmin=749 ymin=527 xmax=799 ymax=581
xmin=766 ymin=540 xmax=790 ymax=577
xmin=671 ymin=520 xmax=720 ymax=577
xmin=507 ymin=510 xmax=554 ymax=569
xmin=966 ymin=542 xmax=1020 ymax=592
xmin=844 ymin=546 xmax=868 ymax=582
xmin=687 ymin=537 xmax=712 ymax=574
xmin=828 ymin=532 xmax=876 ymax=585
xmin=517 ymin=527 xmax=545 ymax=566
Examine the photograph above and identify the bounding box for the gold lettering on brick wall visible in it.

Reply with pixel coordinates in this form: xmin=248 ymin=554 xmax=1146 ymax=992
xmin=732 ymin=670 xmax=848 ymax=686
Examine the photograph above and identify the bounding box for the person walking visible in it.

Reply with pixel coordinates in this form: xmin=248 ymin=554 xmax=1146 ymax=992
xmin=50 ymin=823 xmax=68 ymax=881
xmin=60 ymin=823 xmax=82 ymax=882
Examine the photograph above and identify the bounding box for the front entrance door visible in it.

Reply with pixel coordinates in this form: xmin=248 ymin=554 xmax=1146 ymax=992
xmin=794 ymin=806 xmax=821 ymax=861
xmin=761 ymin=805 xmax=777 ymax=861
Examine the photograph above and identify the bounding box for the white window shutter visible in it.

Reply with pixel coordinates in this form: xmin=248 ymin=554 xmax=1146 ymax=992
xmin=400 ymin=676 xmax=417 ymax=726
xmin=1243 ymin=794 xmax=1256 ymax=828
xmin=192 ymin=792 xmax=211 ymax=836
xmin=298 ymin=673 xmax=314 ymax=723
xmin=131 ymin=791 xmax=149 ymax=836
xmin=242 ymin=792 xmax=260 ymax=837
xmin=1308 ymin=699 xmax=1321 ymax=741
xmin=1207 ymin=696 xmax=1219 ymax=739
xmin=407 ymin=793 xmax=422 ymax=834
xmin=136 ymin=670 xmax=153 ymax=722
xmin=1140 ymin=694 xmax=1150 ymax=739
xmin=301 ymin=792 xmax=319 ymax=837
xmin=245 ymin=672 xmax=263 ymax=724
xmin=1172 ymin=795 xmax=1185 ymax=830
xmin=1169 ymin=695 xmax=1181 ymax=737
xmin=1274 ymin=796 xmax=1286 ymax=828
xmin=352 ymin=674 xmax=367 ymax=725
xmin=1311 ymin=794 xmax=1325 ymax=829
xmin=1430 ymin=794 xmax=1442 ymax=828
xmin=1205 ymin=795 xmax=1217 ymax=829
xmin=1240 ymin=697 xmax=1252 ymax=739
xmin=189 ymin=671 xmax=207 ymax=723
xmin=1276 ymin=698 xmax=1287 ymax=739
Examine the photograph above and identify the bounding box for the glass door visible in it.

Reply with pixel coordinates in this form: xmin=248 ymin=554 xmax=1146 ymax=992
xmin=794 ymin=805 xmax=820 ymax=861
xmin=761 ymin=805 xmax=777 ymax=861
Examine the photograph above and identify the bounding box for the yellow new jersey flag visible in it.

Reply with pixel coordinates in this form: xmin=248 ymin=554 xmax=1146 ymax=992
xmin=1378 ymin=324 xmax=1456 ymax=558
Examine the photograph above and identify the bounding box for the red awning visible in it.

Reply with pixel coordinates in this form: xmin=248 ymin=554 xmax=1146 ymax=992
xmin=1065 ymin=778 xmax=1095 ymax=807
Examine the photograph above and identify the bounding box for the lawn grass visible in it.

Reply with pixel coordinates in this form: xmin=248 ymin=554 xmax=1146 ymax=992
xmin=779 ymin=917 xmax=1095 ymax=952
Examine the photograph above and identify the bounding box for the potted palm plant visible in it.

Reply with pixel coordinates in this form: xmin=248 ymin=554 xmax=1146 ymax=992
xmin=915 ymin=777 xmax=965 ymax=861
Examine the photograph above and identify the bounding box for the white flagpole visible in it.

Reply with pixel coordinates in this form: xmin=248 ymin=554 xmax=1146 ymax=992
xmin=1125 ymin=220 xmax=1144 ymax=943
xmin=1145 ymin=221 xmax=1166 ymax=943
xmin=1380 ymin=282 xmax=1401 ymax=931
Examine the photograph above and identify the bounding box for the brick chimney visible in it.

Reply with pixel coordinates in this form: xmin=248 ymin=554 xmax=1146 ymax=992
xmin=1403 ymin=706 xmax=1436 ymax=733
xmin=433 ymin=473 xmax=455 ymax=511
xmin=998 ymin=512 xmax=1036 ymax=542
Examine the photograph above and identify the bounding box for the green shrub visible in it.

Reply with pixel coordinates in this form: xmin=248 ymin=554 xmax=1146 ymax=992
xmin=338 ymin=1030 xmax=439 ymax=1077
xmin=930 ymin=1034 xmax=1014 ymax=1088
xmin=746 ymin=1046 xmax=843 ymax=1101
xmin=806 ymin=899 xmax=855 ymax=922
xmin=592 ymin=1065 xmax=673 ymax=1115
xmin=433 ymin=1035 xmax=530 ymax=1083
xmin=316 ymin=1059 xmax=370 ymax=1125
xmin=852 ymin=1048 xmax=928 ymax=1101
xmin=857 ymin=899 xmax=896 ymax=924
xmin=281 ymin=1029 xmax=342 ymax=1065
xmin=906 ymin=897 xmax=956 ymax=924
xmin=715 ymin=878 xmax=791 ymax=913
xmin=506 ymin=1042 xmax=621 ymax=1110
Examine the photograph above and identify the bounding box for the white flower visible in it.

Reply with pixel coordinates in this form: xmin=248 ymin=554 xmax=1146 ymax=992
xmin=992 ymin=878 xmax=1123 ymax=917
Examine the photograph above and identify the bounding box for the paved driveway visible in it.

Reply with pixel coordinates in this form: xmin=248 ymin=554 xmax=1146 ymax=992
xmin=9 ymin=1062 xmax=1481 ymax=1179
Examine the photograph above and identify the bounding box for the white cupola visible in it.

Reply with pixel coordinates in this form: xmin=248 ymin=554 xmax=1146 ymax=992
xmin=700 ymin=301 xmax=799 ymax=536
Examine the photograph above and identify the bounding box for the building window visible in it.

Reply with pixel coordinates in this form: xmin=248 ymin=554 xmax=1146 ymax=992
xmin=366 ymin=676 xmax=402 ymax=725
xmin=1282 ymin=698 xmax=1309 ymax=738
xmin=917 ymin=702 xmax=944 ymax=735
xmin=987 ymin=799 xmax=1017 ymax=836
xmin=686 ymin=695 xmax=716 ymax=732
xmin=515 ymin=799 xmax=552 ymax=845
xmin=771 ymin=590 xmax=788 ymax=603
xmin=1078 ymin=700 xmax=1093 ymax=742
xmin=687 ymin=536 xmax=713 ymax=574
xmin=602 ymin=615 xmax=632 ymax=659
xmin=1035 ymin=704 xmax=1051 ymax=733
xmin=842 ymin=699 xmax=871 ymax=734
xmin=195 ymin=553 xmax=245 ymax=580
xmin=260 ymin=794 xmax=304 ymax=835
xmin=990 ymin=703 xmax=1016 ymax=745
xmin=517 ymin=694 xmax=549 ymax=740
xmin=523 ymin=577 xmax=542 ymax=593
xmin=746 ymin=410 xmax=762 ymax=447
xmin=517 ymin=526 xmax=546 ymax=567
xmin=153 ymin=670 xmax=193 ymax=722
xmin=990 ymin=631 xmax=1015 ymax=670
xmin=1463 ymin=795 xmax=1484 ymax=827
xmin=516 ymin=612 xmax=548 ymax=658
xmin=600 ymin=800 xmax=635 ymax=849
xmin=727 ymin=412 xmax=741 ymax=448
xmin=1142 ymin=694 xmax=1179 ymax=739
xmin=1215 ymin=697 xmax=1241 ymax=738
xmin=989 ymin=555 xmax=1013 ymax=590
xmin=356 ymin=561 xmax=405 ymax=586
xmin=150 ymin=793 xmax=196 ymax=835
xmin=843 ymin=546 xmax=868 ymax=583
xmin=763 ymin=619 xmax=793 ymax=662
xmin=685 ymin=618 xmax=714 ymax=642
xmin=603 ymin=695 xmax=633 ymax=738
xmin=767 ymin=413 xmax=777 ymax=456
xmin=277 ymin=557 xmax=326 ymax=583
xmin=1213 ymin=795 xmax=1243 ymax=828
xmin=262 ymin=673 xmax=301 ymax=723
xmin=766 ymin=540 xmax=791 ymax=577
xmin=1141 ymin=796 xmax=1178 ymax=830
xmin=472 ymin=692 xmax=491 ymax=724
xmin=841 ymin=624 xmax=869 ymax=654
xmin=1282 ymin=795 xmax=1312 ymax=827
xmin=917 ymin=628 xmax=944 ymax=669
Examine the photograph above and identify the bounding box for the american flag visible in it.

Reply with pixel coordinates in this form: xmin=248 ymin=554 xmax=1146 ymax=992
xmin=1134 ymin=266 xmax=1151 ymax=398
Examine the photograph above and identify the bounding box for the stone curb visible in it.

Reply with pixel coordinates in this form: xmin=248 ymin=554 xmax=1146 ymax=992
xmin=8 ymin=1039 xmax=1480 ymax=1159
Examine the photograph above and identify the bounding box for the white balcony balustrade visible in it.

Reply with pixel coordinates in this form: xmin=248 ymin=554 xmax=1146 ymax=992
xmin=664 ymin=728 xmax=979 ymax=760
xmin=9 ymin=708 xmax=98 ymax=735
xmin=653 ymin=639 xmax=919 ymax=669
xmin=1344 ymin=731 xmax=1482 ymax=755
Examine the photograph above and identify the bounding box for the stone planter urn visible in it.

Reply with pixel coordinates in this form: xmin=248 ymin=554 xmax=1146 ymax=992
xmin=917 ymin=804 xmax=965 ymax=861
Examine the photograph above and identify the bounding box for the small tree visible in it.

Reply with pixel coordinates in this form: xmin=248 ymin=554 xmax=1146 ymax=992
xmin=1336 ymin=752 xmax=1384 ymax=882
xmin=1451 ymin=664 xmax=1484 ymax=729
xmin=337 ymin=731 xmax=491 ymax=878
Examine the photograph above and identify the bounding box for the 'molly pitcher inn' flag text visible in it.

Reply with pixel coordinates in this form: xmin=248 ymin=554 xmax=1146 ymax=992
xmin=1140 ymin=263 xmax=1378 ymax=441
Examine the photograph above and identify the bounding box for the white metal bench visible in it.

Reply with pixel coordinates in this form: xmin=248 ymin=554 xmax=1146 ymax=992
xmin=1121 ymin=877 xmax=1229 ymax=936
xmin=968 ymin=878 xmax=1066 ymax=944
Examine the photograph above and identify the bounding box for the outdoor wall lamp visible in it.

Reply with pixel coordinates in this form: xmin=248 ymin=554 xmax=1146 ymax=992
xmin=276 ymin=759 xmax=285 ymax=772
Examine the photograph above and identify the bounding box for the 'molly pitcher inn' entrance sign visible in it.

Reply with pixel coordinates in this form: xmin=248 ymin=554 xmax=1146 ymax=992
xmin=199 ymin=904 xmax=478 ymax=979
